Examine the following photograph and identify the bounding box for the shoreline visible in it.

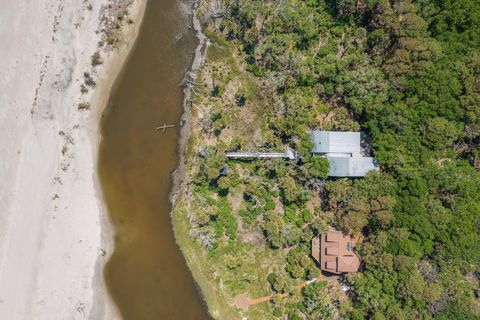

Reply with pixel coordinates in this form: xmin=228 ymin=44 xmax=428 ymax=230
xmin=88 ymin=0 xmax=147 ymax=319
xmin=0 ymin=0 xmax=146 ymax=319
xmin=169 ymin=0 xmax=215 ymax=316
xmin=170 ymin=0 xmax=208 ymax=209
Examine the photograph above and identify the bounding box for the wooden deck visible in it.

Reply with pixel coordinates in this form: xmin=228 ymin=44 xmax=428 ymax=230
xmin=311 ymin=236 xmax=321 ymax=265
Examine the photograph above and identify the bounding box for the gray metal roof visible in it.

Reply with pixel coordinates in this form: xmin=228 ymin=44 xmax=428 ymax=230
xmin=310 ymin=131 xmax=361 ymax=154
xmin=327 ymin=156 xmax=378 ymax=177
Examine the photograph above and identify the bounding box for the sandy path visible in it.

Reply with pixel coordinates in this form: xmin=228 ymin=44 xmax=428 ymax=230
xmin=0 ymin=0 xmax=145 ymax=319
xmin=233 ymin=278 xmax=318 ymax=311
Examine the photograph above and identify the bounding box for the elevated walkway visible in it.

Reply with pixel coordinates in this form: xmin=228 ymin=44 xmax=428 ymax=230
xmin=226 ymin=147 xmax=297 ymax=160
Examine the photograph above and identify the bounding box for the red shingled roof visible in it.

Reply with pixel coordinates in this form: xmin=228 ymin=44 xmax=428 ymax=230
xmin=311 ymin=231 xmax=360 ymax=274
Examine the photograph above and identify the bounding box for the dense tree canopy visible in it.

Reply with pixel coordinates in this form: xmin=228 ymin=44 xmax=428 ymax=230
xmin=184 ymin=0 xmax=480 ymax=318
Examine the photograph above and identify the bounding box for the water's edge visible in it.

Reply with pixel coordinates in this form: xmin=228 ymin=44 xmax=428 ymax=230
xmin=170 ymin=0 xmax=208 ymax=206
xmin=168 ymin=0 xmax=212 ymax=314
xmin=98 ymin=0 xmax=210 ymax=317
xmin=90 ymin=1 xmax=147 ymax=318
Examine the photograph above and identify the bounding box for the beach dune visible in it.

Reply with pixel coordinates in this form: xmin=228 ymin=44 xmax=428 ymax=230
xmin=0 ymin=0 xmax=145 ymax=319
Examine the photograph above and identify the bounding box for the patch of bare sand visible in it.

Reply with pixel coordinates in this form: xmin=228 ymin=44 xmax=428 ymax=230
xmin=0 ymin=0 xmax=145 ymax=319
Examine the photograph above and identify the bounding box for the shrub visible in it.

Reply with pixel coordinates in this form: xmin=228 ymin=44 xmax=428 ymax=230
xmin=83 ymin=72 xmax=96 ymax=87
xmin=91 ymin=51 xmax=103 ymax=66
xmin=77 ymin=102 xmax=91 ymax=110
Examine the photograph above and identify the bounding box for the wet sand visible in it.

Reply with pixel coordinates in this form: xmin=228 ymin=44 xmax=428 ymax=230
xmin=0 ymin=0 xmax=144 ymax=318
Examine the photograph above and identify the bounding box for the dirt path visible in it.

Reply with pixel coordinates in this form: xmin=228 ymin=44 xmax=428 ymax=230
xmin=233 ymin=278 xmax=318 ymax=311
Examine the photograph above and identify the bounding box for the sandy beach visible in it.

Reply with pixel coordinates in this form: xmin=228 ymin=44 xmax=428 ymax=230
xmin=0 ymin=0 xmax=145 ymax=319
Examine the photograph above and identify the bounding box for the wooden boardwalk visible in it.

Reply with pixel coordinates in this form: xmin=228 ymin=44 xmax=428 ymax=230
xmin=226 ymin=147 xmax=297 ymax=160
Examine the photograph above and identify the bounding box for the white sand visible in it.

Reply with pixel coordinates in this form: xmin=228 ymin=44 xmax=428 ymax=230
xmin=0 ymin=0 xmax=145 ymax=319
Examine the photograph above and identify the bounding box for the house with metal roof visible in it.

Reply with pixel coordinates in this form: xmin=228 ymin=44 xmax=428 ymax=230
xmin=327 ymin=155 xmax=377 ymax=177
xmin=309 ymin=131 xmax=378 ymax=177
xmin=310 ymin=131 xmax=361 ymax=155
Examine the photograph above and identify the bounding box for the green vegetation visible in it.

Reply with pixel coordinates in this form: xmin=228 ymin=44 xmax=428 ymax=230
xmin=98 ymin=4 xmax=132 ymax=50
xmin=91 ymin=51 xmax=103 ymax=67
xmin=173 ymin=0 xmax=480 ymax=319
xmin=83 ymin=72 xmax=96 ymax=88
xmin=77 ymin=102 xmax=91 ymax=111
xmin=80 ymin=84 xmax=88 ymax=94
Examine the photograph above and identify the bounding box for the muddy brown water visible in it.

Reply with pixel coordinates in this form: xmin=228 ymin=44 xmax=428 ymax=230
xmin=98 ymin=0 xmax=210 ymax=319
